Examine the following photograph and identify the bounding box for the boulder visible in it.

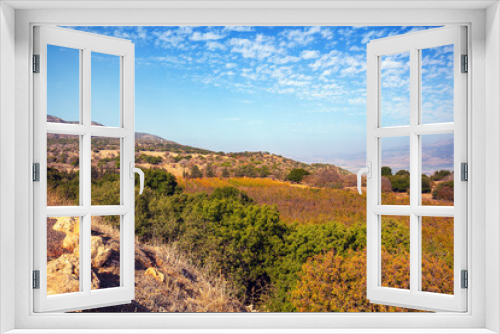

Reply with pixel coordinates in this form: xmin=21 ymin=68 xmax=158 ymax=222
xmin=145 ymin=267 xmax=165 ymax=282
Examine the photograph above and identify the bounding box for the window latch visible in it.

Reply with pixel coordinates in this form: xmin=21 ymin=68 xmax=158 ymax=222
xmin=357 ymin=162 xmax=371 ymax=195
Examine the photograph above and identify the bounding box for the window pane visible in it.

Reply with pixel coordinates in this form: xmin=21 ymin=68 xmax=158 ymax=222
xmin=421 ymin=45 xmax=454 ymax=124
xmin=91 ymin=137 xmax=121 ymax=206
xmin=381 ymin=215 xmax=410 ymax=290
xmin=91 ymin=52 xmax=121 ymax=127
xmin=47 ymin=134 xmax=80 ymax=206
xmin=47 ymin=45 xmax=80 ymax=124
xmin=422 ymin=133 xmax=454 ymax=206
xmin=91 ymin=216 xmax=121 ymax=290
xmin=47 ymin=216 xmax=80 ymax=295
xmin=380 ymin=52 xmax=410 ymax=127
xmin=381 ymin=136 xmax=410 ymax=205
xmin=421 ymin=216 xmax=454 ymax=295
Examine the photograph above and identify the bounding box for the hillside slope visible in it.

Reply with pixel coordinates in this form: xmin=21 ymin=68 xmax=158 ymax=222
xmin=47 ymin=216 xmax=246 ymax=312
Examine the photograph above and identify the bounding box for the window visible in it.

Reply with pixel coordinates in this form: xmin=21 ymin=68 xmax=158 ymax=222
xmin=364 ymin=26 xmax=467 ymax=312
xmin=33 ymin=26 xmax=139 ymax=312
xmin=3 ymin=2 xmax=494 ymax=333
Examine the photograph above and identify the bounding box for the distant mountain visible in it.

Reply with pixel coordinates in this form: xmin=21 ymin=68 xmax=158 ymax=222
xmin=48 ymin=114 xmax=183 ymax=145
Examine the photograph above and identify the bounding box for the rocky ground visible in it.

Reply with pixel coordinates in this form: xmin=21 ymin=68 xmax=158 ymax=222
xmin=46 ymin=217 xmax=246 ymax=312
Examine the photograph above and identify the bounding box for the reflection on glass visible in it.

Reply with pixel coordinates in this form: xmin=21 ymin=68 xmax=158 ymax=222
xmin=421 ymin=45 xmax=454 ymax=124
xmin=380 ymin=52 xmax=410 ymax=128
xmin=47 ymin=216 xmax=80 ymax=295
xmin=421 ymin=216 xmax=454 ymax=295
xmin=91 ymin=137 xmax=121 ymax=206
xmin=47 ymin=134 xmax=80 ymax=206
xmin=47 ymin=45 xmax=80 ymax=124
xmin=91 ymin=216 xmax=121 ymax=290
xmin=91 ymin=52 xmax=121 ymax=127
xmin=421 ymin=134 xmax=454 ymax=206
xmin=381 ymin=136 xmax=410 ymax=205
xmin=381 ymin=215 xmax=410 ymax=290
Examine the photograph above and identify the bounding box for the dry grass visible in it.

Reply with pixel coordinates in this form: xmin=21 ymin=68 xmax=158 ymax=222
xmin=81 ymin=220 xmax=246 ymax=313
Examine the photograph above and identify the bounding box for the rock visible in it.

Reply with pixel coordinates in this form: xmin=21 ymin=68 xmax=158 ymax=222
xmin=52 ymin=217 xmax=80 ymax=252
xmin=145 ymin=267 xmax=165 ymax=282
xmin=91 ymin=235 xmax=112 ymax=268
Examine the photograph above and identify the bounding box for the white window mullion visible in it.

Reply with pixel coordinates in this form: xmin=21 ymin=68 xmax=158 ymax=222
xmin=409 ymin=46 xmax=420 ymax=295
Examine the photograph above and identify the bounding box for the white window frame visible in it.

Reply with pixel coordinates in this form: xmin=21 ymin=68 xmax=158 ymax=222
xmin=365 ymin=26 xmax=467 ymax=312
xmin=33 ymin=26 xmax=136 ymax=312
xmin=1 ymin=1 xmax=499 ymax=333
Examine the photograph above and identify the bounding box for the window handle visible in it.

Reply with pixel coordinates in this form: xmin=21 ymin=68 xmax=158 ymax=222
xmin=357 ymin=162 xmax=371 ymax=195
xmin=130 ymin=162 xmax=145 ymax=195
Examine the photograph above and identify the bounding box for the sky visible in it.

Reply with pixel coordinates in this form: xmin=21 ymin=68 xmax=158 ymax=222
xmin=47 ymin=26 xmax=454 ymax=174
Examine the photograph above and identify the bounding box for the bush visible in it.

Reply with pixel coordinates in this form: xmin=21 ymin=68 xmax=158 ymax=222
xmin=381 ymin=166 xmax=392 ymax=177
xmin=432 ymin=181 xmax=454 ymax=201
xmin=389 ymin=175 xmax=410 ymax=193
xmin=431 ymin=170 xmax=451 ymax=181
xmin=422 ymin=174 xmax=432 ymax=194
xmin=143 ymin=168 xmax=181 ymax=196
xmin=189 ymin=165 xmax=203 ymax=178
xmin=286 ymin=168 xmax=310 ymax=183
xmin=395 ymin=169 xmax=410 ymax=176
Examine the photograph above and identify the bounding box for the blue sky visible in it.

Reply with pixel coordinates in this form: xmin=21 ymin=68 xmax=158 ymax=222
xmin=48 ymin=26 xmax=454 ymax=173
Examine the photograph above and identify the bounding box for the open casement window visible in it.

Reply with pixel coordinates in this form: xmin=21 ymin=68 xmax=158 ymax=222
xmin=365 ymin=26 xmax=467 ymax=312
xmin=33 ymin=26 xmax=137 ymax=312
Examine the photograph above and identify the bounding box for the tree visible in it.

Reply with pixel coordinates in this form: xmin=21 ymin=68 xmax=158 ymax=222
xmin=389 ymin=175 xmax=410 ymax=192
xmin=204 ymin=164 xmax=215 ymax=177
xmin=381 ymin=166 xmax=392 ymax=177
xmin=286 ymin=168 xmax=310 ymax=183
xmin=143 ymin=169 xmax=180 ymax=196
xmin=221 ymin=167 xmax=230 ymax=178
xmin=395 ymin=169 xmax=410 ymax=176
xmin=431 ymin=170 xmax=451 ymax=181
xmin=422 ymin=174 xmax=432 ymax=194
xmin=432 ymin=181 xmax=454 ymax=201
xmin=189 ymin=165 xmax=203 ymax=178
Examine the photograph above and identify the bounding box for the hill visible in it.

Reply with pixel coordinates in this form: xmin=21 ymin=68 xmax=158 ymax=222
xmin=47 ymin=115 xmax=354 ymax=186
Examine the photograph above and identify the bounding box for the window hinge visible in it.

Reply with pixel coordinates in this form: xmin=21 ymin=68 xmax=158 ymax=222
xmin=33 ymin=270 xmax=40 ymax=289
xmin=461 ymin=54 xmax=468 ymax=73
xmin=461 ymin=270 xmax=468 ymax=289
xmin=33 ymin=54 xmax=40 ymax=73
xmin=461 ymin=162 xmax=468 ymax=181
xmin=33 ymin=163 xmax=40 ymax=182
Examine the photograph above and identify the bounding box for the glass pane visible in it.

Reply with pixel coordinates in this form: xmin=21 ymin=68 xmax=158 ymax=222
xmin=47 ymin=45 xmax=80 ymax=124
xmin=47 ymin=134 xmax=80 ymax=206
xmin=380 ymin=52 xmax=410 ymax=128
xmin=422 ymin=133 xmax=454 ymax=206
xmin=421 ymin=216 xmax=454 ymax=294
xmin=91 ymin=216 xmax=121 ymax=290
xmin=381 ymin=215 xmax=410 ymax=290
xmin=421 ymin=45 xmax=454 ymax=124
xmin=381 ymin=136 xmax=410 ymax=205
xmin=47 ymin=216 xmax=80 ymax=295
xmin=91 ymin=52 xmax=121 ymax=127
xmin=91 ymin=137 xmax=120 ymax=206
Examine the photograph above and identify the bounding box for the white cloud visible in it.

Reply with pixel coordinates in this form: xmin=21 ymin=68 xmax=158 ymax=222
xmin=301 ymin=50 xmax=320 ymax=59
xmin=279 ymin=26 xmax=321 ymax=47
xmin=348 ymin=97 xmax=366 ymax=105
xmin=225 ymin=63 xmax=237 ymax=69
xmin=206 ymin=41 xmax=227 ymax=51
xmin=190 ymin=31 xmax=225 ymax=41
xmin=349 ymin=45 xmax=364 ymax=52
xmin=361 ymin=29 xmax=387 ymax=44
xmin=228 ymin=35 xmax=282 ymax=59
xmin=223 ymin=26 xmax=254 ymax=32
